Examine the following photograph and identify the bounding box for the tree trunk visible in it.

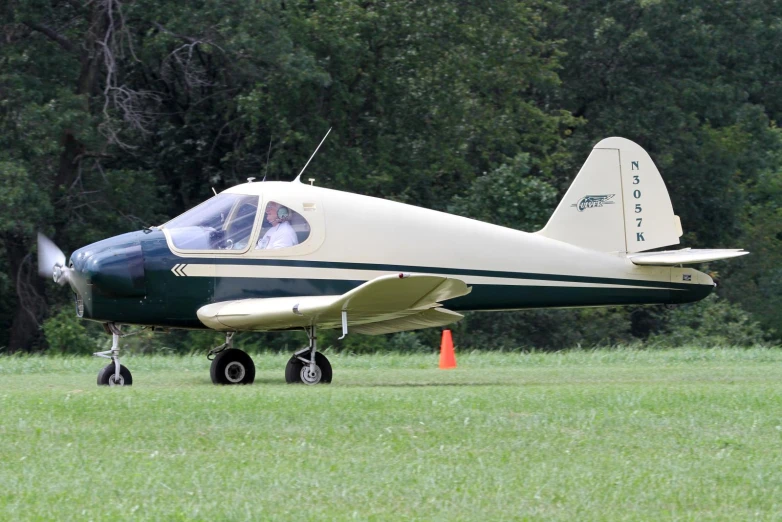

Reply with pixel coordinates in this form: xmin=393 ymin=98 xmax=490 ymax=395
xmin=5 ymin=235 xmax=47 ymax=353
xmin=6 ymin=3 xmax=107 ymax=351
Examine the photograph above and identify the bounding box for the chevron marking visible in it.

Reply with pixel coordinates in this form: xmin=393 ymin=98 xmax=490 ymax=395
xmin=170 ymin=264 xmax=188 ymax=277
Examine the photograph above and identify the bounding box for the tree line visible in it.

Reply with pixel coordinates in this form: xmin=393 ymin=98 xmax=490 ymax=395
xmin=1 ymin=0 xmax=780 ymax=353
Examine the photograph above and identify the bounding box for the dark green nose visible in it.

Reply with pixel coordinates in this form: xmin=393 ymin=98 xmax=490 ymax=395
xmin=71 ymin=237 xmax=146 ymax=298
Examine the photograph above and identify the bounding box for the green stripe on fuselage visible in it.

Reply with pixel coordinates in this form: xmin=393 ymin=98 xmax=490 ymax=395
xmin=209 ymin=277 xmax=707 ymax=312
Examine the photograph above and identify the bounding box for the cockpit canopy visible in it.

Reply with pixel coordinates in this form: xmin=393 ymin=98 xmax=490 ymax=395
xmin=162 ymin=193 xmax=311 ymax=252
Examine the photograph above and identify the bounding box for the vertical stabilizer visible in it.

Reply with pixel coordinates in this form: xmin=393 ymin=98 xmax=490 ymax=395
xmin=537 ymin=137 xmax=681 ymax=253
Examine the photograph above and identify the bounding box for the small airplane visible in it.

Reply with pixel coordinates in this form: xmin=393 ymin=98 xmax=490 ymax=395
xmin=38 ymin=137 xmax=748 ymax=386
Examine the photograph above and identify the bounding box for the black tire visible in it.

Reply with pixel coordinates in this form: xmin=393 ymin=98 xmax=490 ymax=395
xmin=285 ymin=352 xmax=332 ymax=385
xmin=97 ymin=363 xmax=133 ymax=386
xmin=210 ymin=348 xmax=255 ymax=385
xmin=285 ymin=356 xmax=304 ymax=384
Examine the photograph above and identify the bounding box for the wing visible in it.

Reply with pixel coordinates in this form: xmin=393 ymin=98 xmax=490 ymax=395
xmin=627 ymin=248 xmax=749 ymax=265
xmin=350 ymin=307 xmax=464 ymax=335
xmin=197 ymin=273 xmax=471 ymax=334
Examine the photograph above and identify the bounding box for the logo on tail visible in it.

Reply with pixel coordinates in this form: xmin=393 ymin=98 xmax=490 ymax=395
xmin=572 ymin=194 xmax=615 ymax=212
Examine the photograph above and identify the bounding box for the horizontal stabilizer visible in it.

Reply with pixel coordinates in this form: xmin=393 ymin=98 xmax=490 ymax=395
xmin=628 ymin=248 xmax=749 ymax=265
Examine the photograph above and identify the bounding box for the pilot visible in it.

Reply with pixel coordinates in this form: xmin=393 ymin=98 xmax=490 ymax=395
xmin=257 ymin=201 xmax=299 ymax=249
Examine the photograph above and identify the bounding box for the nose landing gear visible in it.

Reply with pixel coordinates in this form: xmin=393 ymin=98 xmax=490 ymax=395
xmin=97 ymin=362 xmax=133 ymax=386
xmin=95 ymin=323 xmax=133 ymax=386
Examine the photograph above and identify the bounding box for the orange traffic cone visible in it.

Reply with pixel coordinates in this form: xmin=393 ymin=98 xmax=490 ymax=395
xmin=439 ymin=329 xmax=457 ymax=369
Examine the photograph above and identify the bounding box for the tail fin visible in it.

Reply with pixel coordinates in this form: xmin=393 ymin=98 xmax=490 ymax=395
xmin=537 ymin=137 xmax=682 ymax=253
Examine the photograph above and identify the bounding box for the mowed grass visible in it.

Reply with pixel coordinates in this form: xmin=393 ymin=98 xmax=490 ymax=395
xmin=2 ymin=348 xmax=782 ymax=521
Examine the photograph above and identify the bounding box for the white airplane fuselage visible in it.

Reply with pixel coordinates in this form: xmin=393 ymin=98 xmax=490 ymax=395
xmin=67 ymin=181 xmax=714 ymax=329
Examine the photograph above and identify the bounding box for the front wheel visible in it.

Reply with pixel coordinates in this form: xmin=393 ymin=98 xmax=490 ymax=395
xmin=210 ymin=348 xmax=255 ymax=385
xmin=97 ymin=363 xmax=133 ymax=386
xmin=285 ymin=352 xmax=332 ymax=385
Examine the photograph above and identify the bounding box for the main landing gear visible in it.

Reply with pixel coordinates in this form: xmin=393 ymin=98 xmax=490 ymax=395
xmin=285 ymin=325 xmax=332 ymax=385
xmin=95 ymin=323 xmax=133 ymax=386
xmin=205 ymin=326 xmax=332 ymax=385
xmin=208 ymin=332 xmax=256 ymax=385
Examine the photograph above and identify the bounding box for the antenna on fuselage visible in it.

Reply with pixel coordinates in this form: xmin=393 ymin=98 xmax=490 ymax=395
xmin=293 ymin=127 xmax=332 ymax=183
xmin=262 ymin=135 xmax=272 ymax=182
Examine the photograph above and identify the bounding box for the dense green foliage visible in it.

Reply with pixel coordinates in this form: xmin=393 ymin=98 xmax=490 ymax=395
xmin=1 ymin=0 xmax=780 ymax=352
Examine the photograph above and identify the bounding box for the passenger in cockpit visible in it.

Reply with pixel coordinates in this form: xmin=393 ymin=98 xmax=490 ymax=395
xmin=257 ymin=201 xmax=299 ymax=250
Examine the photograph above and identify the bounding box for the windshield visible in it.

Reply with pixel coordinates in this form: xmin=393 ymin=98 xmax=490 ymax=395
xmin=163 ymin=194 xmax=259 ymax=250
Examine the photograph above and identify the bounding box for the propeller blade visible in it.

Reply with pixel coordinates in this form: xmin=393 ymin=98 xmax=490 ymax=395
xmin=37 ymin=233 xmax=66 ymax=278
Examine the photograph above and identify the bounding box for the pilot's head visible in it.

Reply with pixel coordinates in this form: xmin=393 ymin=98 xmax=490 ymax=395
xmin=265 ymin=202 xmax=290 ymax=226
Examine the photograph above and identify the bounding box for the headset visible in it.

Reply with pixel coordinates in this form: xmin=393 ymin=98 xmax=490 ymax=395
xmin=276 ymin=205 xmax=289 ymax=220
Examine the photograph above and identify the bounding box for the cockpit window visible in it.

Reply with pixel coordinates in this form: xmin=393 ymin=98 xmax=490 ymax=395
xmin=163 ymin=194 xmax=259 ymax=251
xmin=256 ymin=201 xmax=311 ymax=250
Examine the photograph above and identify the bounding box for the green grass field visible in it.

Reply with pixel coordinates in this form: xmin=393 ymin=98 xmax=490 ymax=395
xmin=2 ymin=348 xmax=782 ymax=521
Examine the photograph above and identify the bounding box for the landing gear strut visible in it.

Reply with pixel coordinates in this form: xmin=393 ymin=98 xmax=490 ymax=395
xmin=95 ymin=323 xmax=133 ymax=386
xmin=209 ymin=332 xmax=256 ymax=385
xmin=286 ymin=325 xmax=332 ymax=385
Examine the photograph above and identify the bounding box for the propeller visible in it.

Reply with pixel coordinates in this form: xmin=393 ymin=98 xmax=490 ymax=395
xmin=37 ymin=233 xmax=70 ymax=286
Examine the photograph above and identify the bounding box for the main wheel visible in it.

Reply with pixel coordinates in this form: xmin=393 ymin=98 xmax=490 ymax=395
xmin=97 ymin=363 xmax=133 ymax=386
xmin=210 ymin=348 xmax=256 ymax=385
xmin=285 ymin=352 xmax=332 ymax=385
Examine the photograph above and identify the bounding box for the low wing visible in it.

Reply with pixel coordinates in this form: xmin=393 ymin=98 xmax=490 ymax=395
xmin=351 ymin=308 xmax=464 ymax=335
xmin=628 ymin=248 xmax=749 ymax=266
xmin=197 ymin=273 xmax=471 ymax=334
